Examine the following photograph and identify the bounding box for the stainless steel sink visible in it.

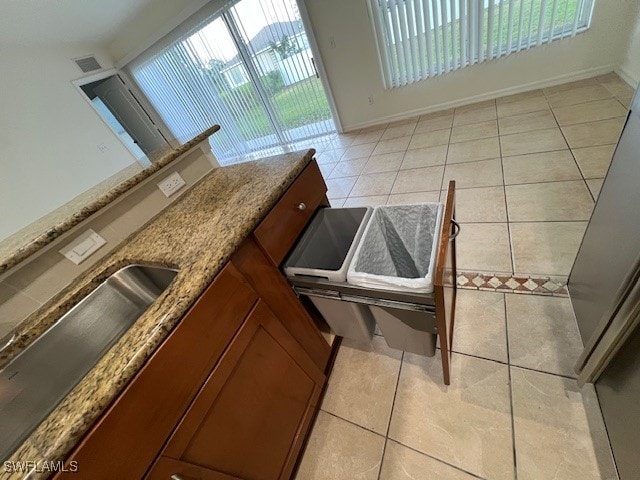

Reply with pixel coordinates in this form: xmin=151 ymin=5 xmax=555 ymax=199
xmin=0 ymin=264 xmax=178 ymax=460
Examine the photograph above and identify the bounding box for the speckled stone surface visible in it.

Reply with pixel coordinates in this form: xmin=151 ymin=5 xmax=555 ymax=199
xmin=0 ymin=125 xmax=220 ymax=276
xmin=0 ymin=149 xmax=314 ymax=479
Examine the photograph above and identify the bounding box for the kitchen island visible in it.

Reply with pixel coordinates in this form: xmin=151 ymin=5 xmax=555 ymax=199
xmin=1 ymin=150 xmax=332 ymax=480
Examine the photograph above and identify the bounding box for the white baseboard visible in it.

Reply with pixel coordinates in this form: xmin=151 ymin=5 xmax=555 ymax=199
xmin=614 ymin=66 xmax=639 ymax=88
xmin=344 ymin=64 xmax=617 ymax=132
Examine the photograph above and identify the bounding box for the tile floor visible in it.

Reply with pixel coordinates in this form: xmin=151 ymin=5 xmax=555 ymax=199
xmin=307 ymin=72 xmax=632 ymax=279
xmin=295 ymin=73 xmax=633 ymax=480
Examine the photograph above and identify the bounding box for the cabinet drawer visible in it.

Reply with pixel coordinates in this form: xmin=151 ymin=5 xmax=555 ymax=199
xmin=56 ymin=264 xmax=258 ymax=480
xmin=254 ymin=161 xmax=326 ymax=265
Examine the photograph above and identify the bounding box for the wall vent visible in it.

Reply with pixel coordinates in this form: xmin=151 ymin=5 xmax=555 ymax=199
xmin=73 ymin=55 xmax=102 ymax=73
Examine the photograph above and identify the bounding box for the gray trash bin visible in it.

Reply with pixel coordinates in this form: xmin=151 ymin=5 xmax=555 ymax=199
xmin=346 ymin=203 xmax=444 ymax=356
xmin=284 ymin=207 xmax=375 ymax=342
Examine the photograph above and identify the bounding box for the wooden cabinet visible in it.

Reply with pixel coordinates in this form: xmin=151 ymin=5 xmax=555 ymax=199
xmin=147 ymin=300 xmax=324 ymax=480
xmin=55 ymin=161 xmax=331 ymax=480
xmin=254 ymin=161 xmax=325 ymax=265
xmin=56 ymin=264 xmax=258 ymax=480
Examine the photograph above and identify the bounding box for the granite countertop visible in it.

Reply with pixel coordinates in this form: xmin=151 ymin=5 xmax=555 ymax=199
xmin=1 ymin=149 xmax=314 ymax=479
xmin=0 ymin=125 xmax=221 ymax=275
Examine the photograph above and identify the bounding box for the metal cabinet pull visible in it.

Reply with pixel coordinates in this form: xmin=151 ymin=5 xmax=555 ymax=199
xmin=449 ymin=219 xmax=461 ymax=241
xmin=170 ymin=475 xmax=184 ymax=480
xmin=297 ymin=202 xmax=307 ymax=211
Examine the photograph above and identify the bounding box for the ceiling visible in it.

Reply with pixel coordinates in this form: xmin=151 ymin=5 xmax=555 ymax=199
xmin=0 ymin=0 xmax=159 ymax=46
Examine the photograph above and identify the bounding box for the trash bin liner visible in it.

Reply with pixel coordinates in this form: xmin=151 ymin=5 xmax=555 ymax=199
xmin=347 ymin=203 xmax=443 ymax=293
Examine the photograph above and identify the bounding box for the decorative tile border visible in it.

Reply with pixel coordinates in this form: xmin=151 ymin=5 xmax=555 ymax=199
xmin=457 ymin=272 xmax=569 ymax=296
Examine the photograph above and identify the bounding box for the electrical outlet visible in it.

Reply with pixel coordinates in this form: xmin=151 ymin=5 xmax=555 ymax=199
xmin=97 ymin=143 xmax=109 ymax=152
xmin=329 ymin=36 xmax=336 ymax=49
xmin=368 ymin=95 xmax=375 ymax=105
xmin=157 ymin=172 xmax=186 ymax=197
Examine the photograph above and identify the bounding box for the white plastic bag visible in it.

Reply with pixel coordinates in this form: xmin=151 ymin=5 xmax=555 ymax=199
xmin=347 ymin=203 xmax=443 ymax=293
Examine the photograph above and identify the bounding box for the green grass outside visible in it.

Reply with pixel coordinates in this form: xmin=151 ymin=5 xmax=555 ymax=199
xmin=390 ymin=0 xmax=581 ymax=77
xmin=221 ymin=77 xmax=331 ymax=140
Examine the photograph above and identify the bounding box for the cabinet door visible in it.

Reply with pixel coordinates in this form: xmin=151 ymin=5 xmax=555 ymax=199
xmin=149 ymin=300 xmax=325 ymax=480
xmin=55 ymin=264 xmax=258 ymax=480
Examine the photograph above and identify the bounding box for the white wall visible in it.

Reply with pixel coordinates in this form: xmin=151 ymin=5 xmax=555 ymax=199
xmin=0 ymin=43 xmax=137 ymax=240
xmin=304 ymin=0 xmax=638 ymax=130
xmin=619 ymin=1 xmax=640 ymax=86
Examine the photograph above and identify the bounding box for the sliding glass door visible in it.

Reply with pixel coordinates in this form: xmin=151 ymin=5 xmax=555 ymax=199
xmin=129 ymin=0 xmax=334 ymax=164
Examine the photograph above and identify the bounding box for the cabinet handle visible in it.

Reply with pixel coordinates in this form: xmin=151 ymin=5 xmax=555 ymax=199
xmin=297 ymin=202 xmax=307 ymax=211
xmin=170 ymin=475 xmax=184 ymax=480
xmin=449 ymin=219 xmax=461 ymax=241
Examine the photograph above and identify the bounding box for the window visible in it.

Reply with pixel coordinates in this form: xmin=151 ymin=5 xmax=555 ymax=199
xmin=368 ymin=0 xmax=596 ymax=88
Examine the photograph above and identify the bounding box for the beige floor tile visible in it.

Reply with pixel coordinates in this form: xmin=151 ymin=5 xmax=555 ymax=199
xmin=362 ymin=152 xmax=405 ymax=175
xmin=450 ymin=186 xmax=507 ymax=222
xmin=502 ymin=150 xmax=581 ymax=185
xmin=330 ymin=198 xmax=347 ymax=207
xmin=456 ymin=223 xmax=512 ymax=273
xmin=511 ymin=367 xmax=617 ymax=480
xmin=586 ymin=178 xmax=604 ymax=200
xmin=598 ymin=73 xmax=635 ymax=99
xmin=352 ymin=129 xmax=386 ymax=146
xmin=382 ymin=123 xmax=417 ymax=140
xmin=316 ymin=148 xmax=346 ymax=164
xmin=496 ymin=96 xmax=550 ymax=118
xmin=443 ymin=158 xmax=503 ymax=189
xmin=546 ymin=84 xmax=613 ymax=108
xmin=387 ymin=117 xmax=420 ymax=128
xmin=553 ymin=98 xmax=627 ymax=126
xmin=351 ymin=172 xmax=397 ymax=197
xmin=329 ymin=157 xmax=369 ymax=179
xmin=561 ymin=117 xmax=625 ymax=148
xmin=572 ymin=144 xmax=615 ymax=178
xmin=373 ymin=136 xmax=412 ymax=156
xmin=408 ymin=129 xmax=451 ymax=149
xmin=344 ymin=195 xmax=389 ymax=207
xmin=389 ymin=353 xmax=513 ymax=480
xmin=321 ymin=337 xmax=402 ymax=434
xmin=415 ymin=110 xmax=454 ymax=133
xmin=318 ymin=161 xmax=337 ymax=178
xmin=342 ymin=142 xmax=378 ymax=161
xmin=392 ymin=166 xmax=444 ymax=194
xmin=498 ymin=109 xmax=558 ymax=136
xmin=543 ymin=78 xmax=599 ymax=96
xmin=506 ymin=295 xmax=583 ymax=377
xmin=379 ymin=441 xmax=478 ymax=480
xmin=452 ymin=290 xmax=507 ymax=362
xmin=326 ymin=176 xmax=357 ymax=199
xmin=500 ymin=128 xmax=567 ymax=156
xmin=453 ymin=102 xmax=497 ymax=126
xmin=387 ymin=191 xmax=441 ymax=204
xmin=496 ymin=89 xmax=545 ymax=105
xmin=329 ymin=134 xmax=358 ymax=149
xmin=401 ymin=145 xmax=448 ymax=169
xmin=450 ymin=120 xmax=498 ymax=143
xmin=447 ymin=137 xmax=500 ymax=164
xmin=296 ymin=411 xmax=385 ymax=480
xmin=505 ymin=181 xmax=593 ymax=221
xmin=510 ymin=222 xmax=587 ymax=276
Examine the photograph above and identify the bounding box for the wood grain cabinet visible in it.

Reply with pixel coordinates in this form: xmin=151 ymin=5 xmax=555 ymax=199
xmin=55 ymin=161 xmax=331 ymax=480
xmin=147 ymin=300 xmax=324 ymax=480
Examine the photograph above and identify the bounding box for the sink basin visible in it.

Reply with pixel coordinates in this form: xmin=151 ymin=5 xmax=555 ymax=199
xmin=0 ymin=264 xmax=178 ymax=460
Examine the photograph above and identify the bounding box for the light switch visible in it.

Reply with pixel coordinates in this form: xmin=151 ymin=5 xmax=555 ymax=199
xmin=60 ymin=229 xmax=106 ymax=265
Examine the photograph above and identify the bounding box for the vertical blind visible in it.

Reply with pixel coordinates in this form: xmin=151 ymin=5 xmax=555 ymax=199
xmin=369 ymin=0 xmax=596 ymax=88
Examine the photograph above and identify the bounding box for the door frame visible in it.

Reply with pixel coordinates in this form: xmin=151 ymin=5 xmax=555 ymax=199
xmin=72 ymin=69 xmax=176 ymax=162
xmin=297 ymin=0 xmax=343 ymax=133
